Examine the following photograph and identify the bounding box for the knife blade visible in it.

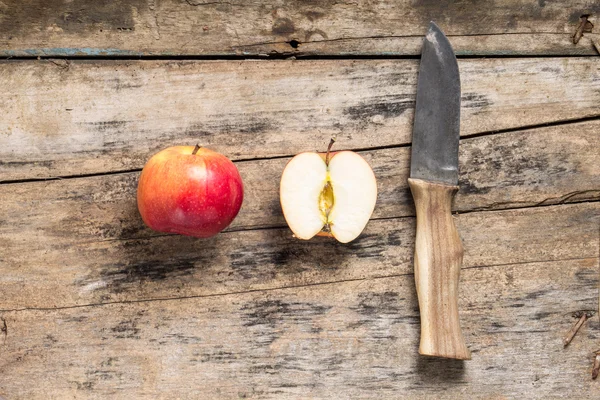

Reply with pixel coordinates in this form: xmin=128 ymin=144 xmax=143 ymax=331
xmin=408 ymin=22 xmax=470 ymax=360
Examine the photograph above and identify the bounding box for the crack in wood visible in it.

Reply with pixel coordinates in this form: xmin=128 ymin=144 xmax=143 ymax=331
xmin=0 ymin=256 xmax=595 ymax=315
xmin=184 ymin=0 xmax=242 ymax=6
xmin=463 ymin=194 xmax=600 ymax=213
xmin=232 ymin=32 xmax=567 ymax=50
xmin=1 ymin=317 xmax=7 ymax=342
xmin=2 ymin=114 xmax=599 ymax=186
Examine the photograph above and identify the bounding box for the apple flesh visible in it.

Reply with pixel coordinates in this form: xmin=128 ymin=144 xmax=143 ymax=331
xmin=280 ymin=147 xmax=377 ymax=243
xmin=137 ymin=146 xmax=244 ymax=238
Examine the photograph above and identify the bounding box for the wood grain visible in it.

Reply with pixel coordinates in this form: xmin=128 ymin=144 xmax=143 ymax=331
xmin=0 ymin=258 xmax=598 ymax=399
xmin=0 ymin=0 xmax=599 ymax=57
xmin=408 ymin=179 xmax=469 ymax=360
xmin=1 ymin=1 xmax=599 ymax=397
xmin=1 ymin=58 xmax=599 ymax=180
xmin=1 ymin=201 xmax=598 ymax=311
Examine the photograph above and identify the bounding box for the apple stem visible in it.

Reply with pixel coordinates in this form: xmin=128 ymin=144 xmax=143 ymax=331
xmin=192 ymin=144 xmax=201 ymax=155
xmin=325 ymin=137 xmax=336 ymax=166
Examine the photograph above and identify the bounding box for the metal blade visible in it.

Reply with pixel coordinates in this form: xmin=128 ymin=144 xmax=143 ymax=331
xmin=410 ymin=22 xmax=460 ymax=186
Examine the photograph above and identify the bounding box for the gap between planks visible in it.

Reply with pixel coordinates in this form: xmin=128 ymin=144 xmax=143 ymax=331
xmin=5 ymin=52 xmax=600 ymax=61
xmin=0 ymin=256 xmax=595 ymax=315
xmin=2 ymin=113 xmax=600 ymax=186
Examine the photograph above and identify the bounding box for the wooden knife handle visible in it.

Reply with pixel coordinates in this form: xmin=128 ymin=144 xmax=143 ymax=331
xmin=408 ymin=178 xmax=471 ymax=360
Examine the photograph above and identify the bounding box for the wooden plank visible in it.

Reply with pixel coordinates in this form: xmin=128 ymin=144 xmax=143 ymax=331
xmin=1 ymin=122 xmax=598 ymax=250
xmin=1 ymin=202 xmax=598 ymax=310
xmin=246 ymin=33 xmax=600 ymax=57
xmin=0 ymin=258 xmax=598 ymax=399
xmin=0 ymin=0 xmax=599 ymax=57
xmin=1 ymin=58 xmax=599 ymax=180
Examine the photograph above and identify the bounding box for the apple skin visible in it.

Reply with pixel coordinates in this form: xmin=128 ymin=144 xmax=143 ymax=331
xmin=137 ymin=146 xmax=244 ymax=238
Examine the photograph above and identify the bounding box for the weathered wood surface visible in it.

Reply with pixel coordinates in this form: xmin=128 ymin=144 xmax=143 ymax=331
xmin=1 ymin=201 xmax=598 ymax=311
xmin=0 ymin=258 xmax=598 ymax=399
xmin=0 ymin=0 xmax=599 ymax=57
xmin=2 ymin=122 xmax=598 ymax=249
xmin=1 ymin=115 xmax=599 ymax=310
xmin=1 ymin=2 xmax=600 ymax=397
xmin=1 ymin=58 xmax=600 ymax=181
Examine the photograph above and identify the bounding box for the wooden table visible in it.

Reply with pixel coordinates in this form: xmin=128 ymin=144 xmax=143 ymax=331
xmin=1 ymin=1 xmax=600 ymax=398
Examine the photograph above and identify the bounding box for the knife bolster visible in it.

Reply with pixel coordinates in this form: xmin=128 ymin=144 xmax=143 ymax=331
xmin=408 ymin=178 xmax=471 ymax=360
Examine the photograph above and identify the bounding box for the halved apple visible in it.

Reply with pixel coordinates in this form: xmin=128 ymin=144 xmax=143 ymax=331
xmin=280 ymin=141 xmax=377 ymax=243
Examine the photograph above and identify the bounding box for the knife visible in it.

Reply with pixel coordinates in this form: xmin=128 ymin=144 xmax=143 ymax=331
xmin=408 ymin=22 xmax=470 ymax=360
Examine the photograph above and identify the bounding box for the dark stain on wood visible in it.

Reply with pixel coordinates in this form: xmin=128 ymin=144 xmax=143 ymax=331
xmin=458 ymin=178 xmax=493 ymax=195
xmin=0 ymin=0 xmax=144 ymax=36
xmin=272 ymin=18 xmax=295 ymax=35
xmin=354 ymin=291 xmax=401 ymax=314
xmin=461 ymin=93 xmax=492 ymax=109
xmin=193 ymin=347 xmax=237 ymax=363
xmin=102 ymin=258 xmax=196 ymax=289
xmin=573 ymin=268 xmax=598 ymax=287
xmin=229 ymin=242 xmax=312 ymax=279
xmin=45 ymin=334 xmax=58 ymax=344
xmin=228 ymin=233 xmax=366 ymax=280
xmin=95 ymin=237 xmax=204 ymax=292
xmin=343 ymin=98 xmax=414 ymax=121
xmin=0 ymin=160 xmax=54 ymax=170
xmin=459 ymin=136 xmax=571 ymax=196
xmin=1 ymin=317 xmax=7 ymax=340
xmin=386 ymin=231 xmax=403 ymax=246
xmin=97 ymin=220 xmax=146 ymax=242
xmin=540 ymin=66 xmax=562 ymax=73
xmin=230 ymin=239 xmax=345 ymax=280
xmin=351 ymin=291 xmax=418 ymax=330
xmin=491 ymin=321 xmax=505 ymax=329
xmin=86 ymin=120 xmax=131 ymax=130
xmin=532 ymin=311 xmax=553 ymax=320
xmin=73 ymin=380 xmax=95 ymax=391
xmin=525 ymin=289 xmax=550 ymax=300
xmin=73 ymin=360 xmax=125 ymax=392
xmin=92 ymin=226 xmax=389 ymax=295
xmin=242 ymin=299 xmax=331 ymax=327
xmin=411 ymin=0 xmax=502 ymax=30
xmin=108 ymin=311 xmax=146 ymax=341
xmin=110 ymin=319 xmax=141 ymax=339
xmin=162 ymin=333 xmax=203 ymax=345
xmin=569 ymin=6 xmax=600 ymax=23
xmin=413 ymin=356 xmax=466 ymax=387
xmin=185 ymin=116 xmax=277 ymax=137
xmin=241 ymin=299 xmax=332 ymax=345
xmin=237 ymin=119 xmax=277 ymax=135
xmin=62 ymin=315 xmax=89 ymax=323
xmin=305 ymin=11 xmax=325 ymax=21
xmin=344 ymin=232 xmax=388 ymax=259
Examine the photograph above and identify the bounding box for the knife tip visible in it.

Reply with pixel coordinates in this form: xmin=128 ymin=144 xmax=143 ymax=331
xmin=428 ymin=21 xmax=442 ymax=35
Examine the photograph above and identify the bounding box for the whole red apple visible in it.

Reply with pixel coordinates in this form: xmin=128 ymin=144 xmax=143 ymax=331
xmin=137 ymin=145 xmax=244 ymax=238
